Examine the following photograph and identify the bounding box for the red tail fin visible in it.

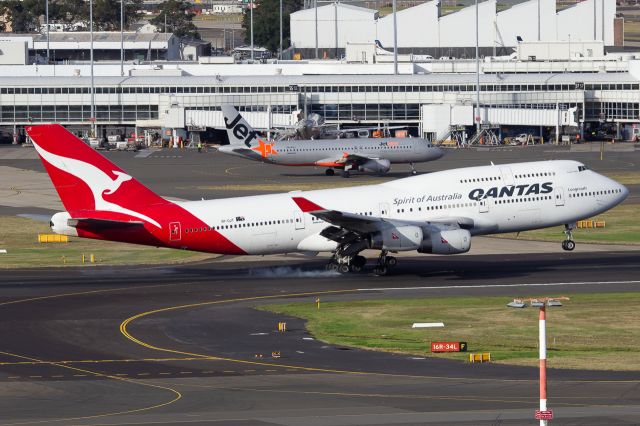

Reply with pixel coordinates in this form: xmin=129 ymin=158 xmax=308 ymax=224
xmin=27 ymin=125 xmax=168 ymax=225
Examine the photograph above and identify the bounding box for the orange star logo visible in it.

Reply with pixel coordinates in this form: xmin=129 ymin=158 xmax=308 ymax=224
xmin=251 ymin=139 xmax=278 ymax=158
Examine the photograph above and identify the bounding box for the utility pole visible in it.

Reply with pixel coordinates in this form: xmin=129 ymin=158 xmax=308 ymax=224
xmin=314 ymin=0 xmax=318 ymax=59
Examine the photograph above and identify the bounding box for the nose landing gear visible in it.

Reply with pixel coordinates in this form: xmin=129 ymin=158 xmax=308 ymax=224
xmin=562 ymin=223 xmax=576 ymax=251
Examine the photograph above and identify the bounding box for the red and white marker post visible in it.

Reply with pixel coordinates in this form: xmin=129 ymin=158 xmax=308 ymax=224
xmin=539 ymin=304 xmax=548 ymax=426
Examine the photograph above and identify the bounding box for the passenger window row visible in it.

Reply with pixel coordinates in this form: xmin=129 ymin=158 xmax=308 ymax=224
xmin=496 ymin=195 xmax=551 ymax=204
xmin=569 ymin=188 xmax=623 ymax=198
xmin=185 ymin=219 xmax=294 ymax=233
xmin=461 ymin=176 xmax=501 ymax=183
xmin=515 ymin=172 xmax=554 ymax=178
xmin=396 ymin=202 xmax=478 ymax=213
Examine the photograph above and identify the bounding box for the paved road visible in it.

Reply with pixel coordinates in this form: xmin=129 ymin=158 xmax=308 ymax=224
xmin=1 ymin=251 xmax=639 ymax=425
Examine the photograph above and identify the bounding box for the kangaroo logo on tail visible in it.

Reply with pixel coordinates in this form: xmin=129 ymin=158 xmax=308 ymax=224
xmin=32 ymin=141 xmax=161 ymax=228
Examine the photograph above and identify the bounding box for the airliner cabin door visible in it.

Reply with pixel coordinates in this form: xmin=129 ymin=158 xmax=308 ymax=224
xmin=294 ymin=211 xmax=305 ymax=230
xmin=500 ymin=167 xmax=515 ymax=186
xmin=555 ymin=187 xmax=565 ymax=206
xmin=169 ymin=222 xmax=181 ymax=241
xmin=478 ymin=200 xmax=489 ymax=213
xmin=378 ymin=202 xmax=390 ymax=218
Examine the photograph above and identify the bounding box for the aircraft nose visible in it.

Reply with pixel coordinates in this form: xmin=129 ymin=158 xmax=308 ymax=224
xmin=620 ymin=183 xmax=629 ymax=201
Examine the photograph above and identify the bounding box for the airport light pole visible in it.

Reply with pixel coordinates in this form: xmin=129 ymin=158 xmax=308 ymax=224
xmin=90 ymin=0 xmax=96 ymax=137
xmin=507 ymin=297 xmax=569 ymax=426
xmin=45 ymin=0 xmax=49 ymax=63
xmin=475 ymin=0 xmax=480 ymax=132
xmin=334 ymin=1 xmax=338 ymax=59
xmin=314 ymin=0 xmax=318 ymax=59
xmin=250 ymin=0 xmax=254 ymax=60
xmin=279 ymin=0 xmax=283 ymax=59
xmin=593 ymin=0 xmax=597 ymax=40
xmin=392 ymin=0 xmax=398 ymax=74
xmin=120 ymin=0 xmax=124 ymax=76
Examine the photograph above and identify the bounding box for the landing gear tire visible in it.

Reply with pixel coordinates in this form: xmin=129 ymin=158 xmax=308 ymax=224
xmin=562 ymin=223 xmax=576 ymax=251
xmin=342 ymin=170 xmax=350 ymax=178
xmin=325 ymin=169 xmax=335 ymax=176
xmin=409 ymin=162 xmax=417 ymax=176
xmin=350 ymin=264 xmax=363 ymax=273
xmin=373 ymin=266 xmax=388 ymax=276
xmin=339 ymin=264 xmax=350 ymax=274
xmin=352 ymin=255 xmax=366 ymax=268
xmin=385 ymin=256 xmax=397 ymax=268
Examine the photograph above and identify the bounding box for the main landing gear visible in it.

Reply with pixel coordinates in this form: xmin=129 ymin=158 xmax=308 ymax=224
xmin=326 ymin=250 xmax=397 ymax=275
xmin=325 ymin=168 xmax=335 ymax=176
xmin=373 ymin=250 xmax=397 ymax=276
xmin=562 ymin=223 xmax=576 ymax=251
xmin=326 ymin=254 xmax=366 ymax=273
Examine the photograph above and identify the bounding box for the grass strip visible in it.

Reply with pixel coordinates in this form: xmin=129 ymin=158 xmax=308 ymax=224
xmin=258 ymin=293 xmax=640 ymax=370
xmin=0 ymin=216 xmax=214 ymax=269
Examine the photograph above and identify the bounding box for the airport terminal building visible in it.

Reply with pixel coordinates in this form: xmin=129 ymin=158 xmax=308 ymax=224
xmin=1 ymin=55 xmax=639 ymax=144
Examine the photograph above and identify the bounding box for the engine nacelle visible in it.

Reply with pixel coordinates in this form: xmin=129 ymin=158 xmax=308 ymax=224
xmin=358 ymin=158 xmax=391 ymax=173
xmin=50 ymin=211 xmax=78 ymax=236
xmin=418 ymin=229 xmax=471 ymax=255
xmin=369 ymin=225 xmax=423 ymax=251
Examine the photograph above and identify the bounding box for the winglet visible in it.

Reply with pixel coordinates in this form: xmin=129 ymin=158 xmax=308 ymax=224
xmin=292 ymin=197 xmax=325 ymax=213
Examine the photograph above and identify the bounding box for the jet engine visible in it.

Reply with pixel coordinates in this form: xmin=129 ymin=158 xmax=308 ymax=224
xmin=418 ymin=229 xmax=471 ymax=255
xmin=369 ymin=225 xmax=423 ymax=251
xmin=358 ymin=158 xmax=391 ymax=174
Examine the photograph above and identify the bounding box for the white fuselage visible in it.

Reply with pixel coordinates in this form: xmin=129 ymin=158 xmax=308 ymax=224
xmin=174 ymin=160 xmax=628 ymax=255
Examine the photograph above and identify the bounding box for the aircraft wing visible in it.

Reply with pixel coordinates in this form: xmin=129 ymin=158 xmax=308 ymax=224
xmin=314 ymin=153 xmax=379 ymax=168
xmin=292 ymin=197 xmax=474 ymax=237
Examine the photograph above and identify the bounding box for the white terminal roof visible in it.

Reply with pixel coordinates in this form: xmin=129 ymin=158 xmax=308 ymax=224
xmin=0 ymin=72 xmax=637 ymax=87
xmin=0 ymin=32 xmax=175 ymax=49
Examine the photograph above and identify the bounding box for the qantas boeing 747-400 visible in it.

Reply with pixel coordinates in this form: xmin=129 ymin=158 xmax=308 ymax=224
xmin=28 ymin=124 xmax=628 ymax=275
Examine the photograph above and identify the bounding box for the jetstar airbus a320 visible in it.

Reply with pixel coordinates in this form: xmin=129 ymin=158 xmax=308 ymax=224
xmin=28 ymin=124 xmax=628 ymax=275
xmin=217 ymin=105 xmax=444 ymax=177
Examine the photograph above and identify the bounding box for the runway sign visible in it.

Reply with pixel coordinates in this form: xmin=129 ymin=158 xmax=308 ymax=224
xmin=431 ymin=342 xmax=467 ymax=352
xmin=535 ymin=410 xmax=553 ymax=420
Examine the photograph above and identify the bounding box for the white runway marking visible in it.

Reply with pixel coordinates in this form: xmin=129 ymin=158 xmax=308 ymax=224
xmin=358 ymin=280 xmax=640 ymax=292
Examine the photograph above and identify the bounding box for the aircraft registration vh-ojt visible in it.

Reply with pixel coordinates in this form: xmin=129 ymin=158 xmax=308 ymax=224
xmin=217 ymin=105 xmax=444 ymax=177
xmin=28 ymin=124 xmax=628 ymax=275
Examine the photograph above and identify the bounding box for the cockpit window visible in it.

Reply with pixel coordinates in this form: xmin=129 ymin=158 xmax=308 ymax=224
xmin=578 ymin=165 xmax=589 ymax=172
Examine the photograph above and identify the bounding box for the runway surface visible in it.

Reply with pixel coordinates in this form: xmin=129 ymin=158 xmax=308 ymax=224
xmin=1 ymin=251 xmax=640 ymax=425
